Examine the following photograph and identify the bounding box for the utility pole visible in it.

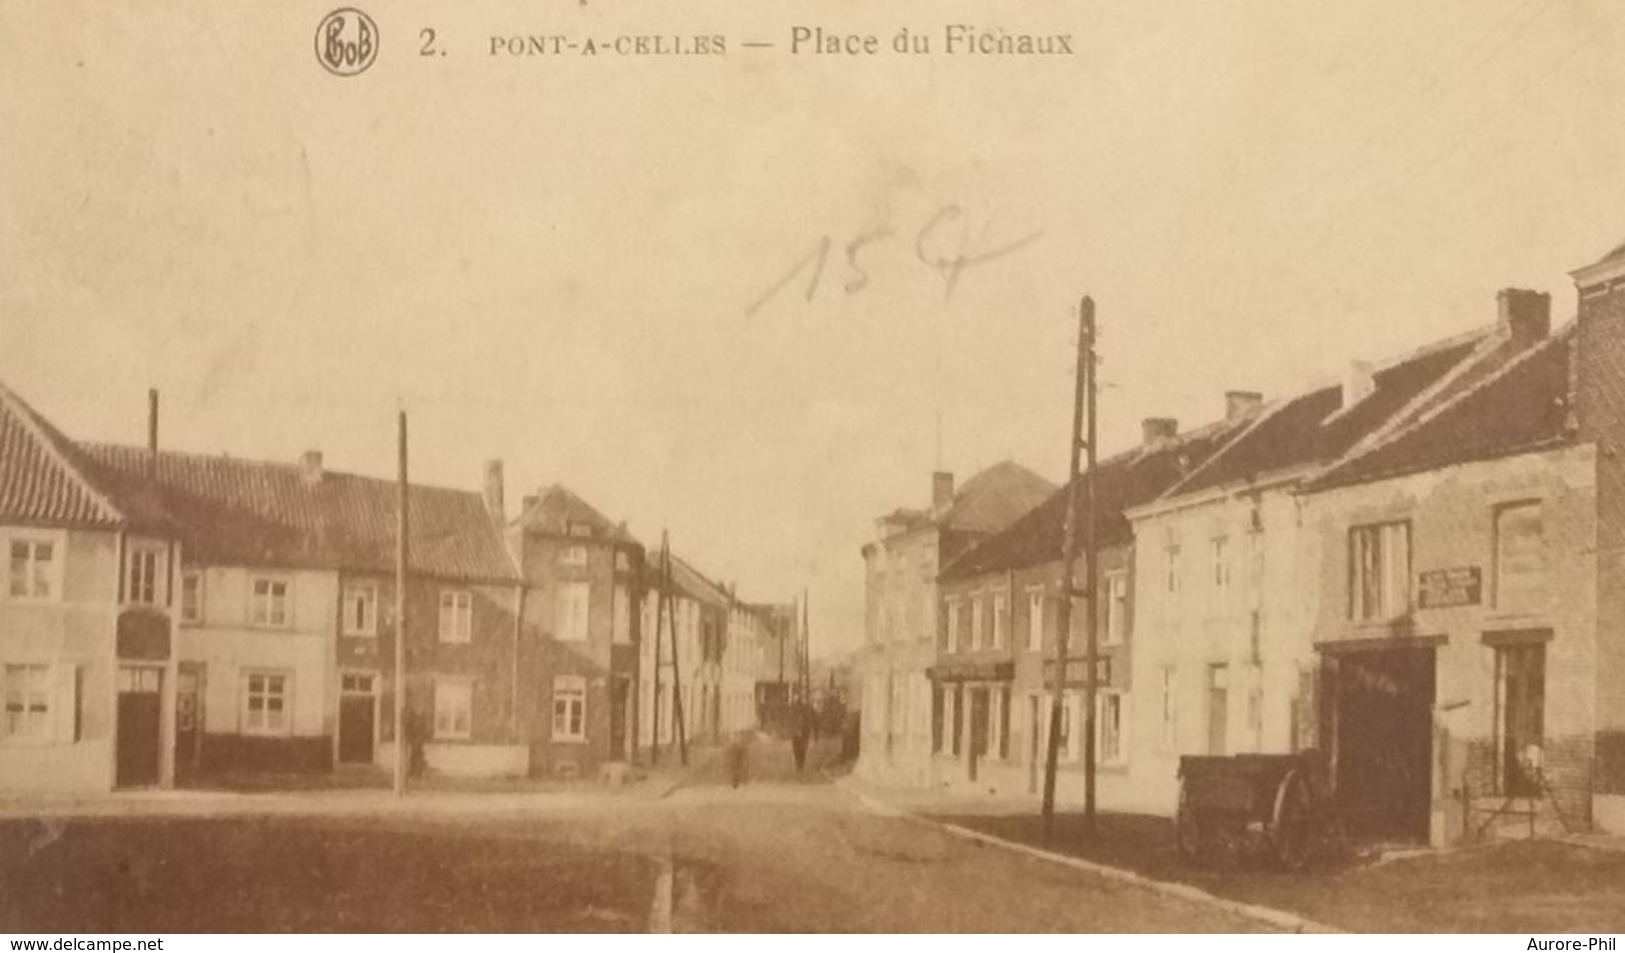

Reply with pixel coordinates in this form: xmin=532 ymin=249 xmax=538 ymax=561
xmin=664 ymin=536 xmax=689 ymax=766
xmin=393 ymin=410 xmax=410 ymax=799
xmin=1081 ymin=300 xmax=1101 ymax=833
xmin=1043 ymin=296 xmax=1095 ymax=837
xmin=651 ymin=537 xmax=664 ymax=766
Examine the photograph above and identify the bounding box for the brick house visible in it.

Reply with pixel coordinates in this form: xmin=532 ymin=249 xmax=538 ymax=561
xmin=509 ymin=485 xmax=644 ymax=778
xmin=1299 ymin=315 xmax=1597 ymax=842
xmin=930 ymin=412 xmax=1251 ymax=805
xmin=80 ymin=444 xmax=526 ymax=781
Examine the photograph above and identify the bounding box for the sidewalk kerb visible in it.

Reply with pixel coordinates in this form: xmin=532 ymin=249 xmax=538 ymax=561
xmin=840 ymin=778 xmax=1343 ymax=935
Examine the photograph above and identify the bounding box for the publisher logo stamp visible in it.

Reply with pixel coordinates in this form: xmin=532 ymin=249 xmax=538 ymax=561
xmin=316 ymin=8 xmax=378 ymax=77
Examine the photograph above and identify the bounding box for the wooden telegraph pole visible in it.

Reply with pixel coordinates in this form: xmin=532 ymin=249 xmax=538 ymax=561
xmin=1042 ymin=297 xmax=1096 ymax=837
xmin=663 ymin=535 xmax=689 ymax=766
xmin=1081 ymin=302 xmax=1101 ymax=832
xmin=393 ymin=411 xmax=410 ymax=798
xmin=651 ymin=537 xmax=665 ymax=766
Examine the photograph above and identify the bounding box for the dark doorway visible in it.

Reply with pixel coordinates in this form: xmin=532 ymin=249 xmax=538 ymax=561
xmin=175 ymin=664 xmax=203 ymax=777
xmin=116 ymin=666 xmax=162 ymax=788
xmin=1207 ymin=664 xmax=1229 ymax=755
xmin=609 ymin=677 xmax=629 ymax=759
xmin=338 ymin=672 xmax=377 ymax=765
xmin=1496 ymin=642 xmax=1546 ymax=796
xmin=968 ymin=686 xmax=989 ymax=782
xmin=1327 ymin=646 xmax=1436 ymax=841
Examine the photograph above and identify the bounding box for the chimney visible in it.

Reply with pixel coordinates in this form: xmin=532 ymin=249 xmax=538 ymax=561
xmin=1224 ymin=391 xmax=1263 ymax=423
xmin=1141 ymin=417 xmax=1178 ymax=447
xmin=483 ymin=459 xmax=505 ymax=522
xmin=300 ymin=450 xmax=324 ymax=486
xmin=1498 ymin=288 xmax=1551 ymax=344
xmin=1343 ymin=360 xmax=1375 ymax=408
xmin=931 ymin=471 xmax=955 ymax=513
xmin=146 ymin=388 xmax=159 ymax=480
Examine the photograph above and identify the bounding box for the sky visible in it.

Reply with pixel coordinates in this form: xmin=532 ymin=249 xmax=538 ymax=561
xmin=5 ymin=0 xmax=1625 ymax=655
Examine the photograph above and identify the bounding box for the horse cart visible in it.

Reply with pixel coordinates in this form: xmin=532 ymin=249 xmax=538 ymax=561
xmin=1175 ymin=750 xmax=1332 ymax=870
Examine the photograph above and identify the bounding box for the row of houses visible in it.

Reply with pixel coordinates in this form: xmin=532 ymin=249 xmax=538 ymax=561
xmin=858 ymin=241 xmax=1625 ymax=846
xmin=0 ymin=386 xmax=801 ymax=793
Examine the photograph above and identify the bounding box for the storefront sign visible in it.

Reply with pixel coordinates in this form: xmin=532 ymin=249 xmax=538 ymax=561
xmin=1042 ymin=656 xmax=1111 ymax=688
xmin=1418 ymin=566 xmax=1482 ymax=609
xmin=927 ymin=660 xmax=1014 ymax=682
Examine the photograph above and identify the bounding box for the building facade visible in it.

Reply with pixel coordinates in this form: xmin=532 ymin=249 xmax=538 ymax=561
xmin=510 ymin=485 xmax=644 ymax=779
xmin=930 ymin=415 xmax=1251 ymax=805
xmin=857 ymin=463 xmax=1054 ymax=786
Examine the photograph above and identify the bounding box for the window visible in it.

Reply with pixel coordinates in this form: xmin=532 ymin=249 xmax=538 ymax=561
xmin=561 ymin=545 xmax=588 ymax=567
xmin=615 ymin=551 xmax=630 ymax=571
xmin=180 ymin=571 xmax=203 ymax=625
xmin=1210 ymin=537 xmax=1231 ymax=602
xmin=1495 ymin=501 xmax=1546 ymax=614
xmin=439 ymin=590 xmax=472 ymax=643
xmin=1159 ymin=666 xmax=1178 ymax=750
xmin=1104 ymin=573 xmax=1127 ymax=646
xmin=1349 ymin=522 xmax=1410 ymax=621
xmin=998 ymin=685 xmax=1011 ymax=759
xmin=341 ymin=672 xmax=375 ymax=694
xmin=1027 ymin=590 xmax=1044 ymax=651
xmin=1495 ymin=642 xmax=1546 ymax=796
xmin=249 ymin=578 xmax=290 ymax=628
xmin=931 ymin=684 xmax=945 ymax=752
xmin=127 ymin=546 xmax=162 ymax=606
xmin=1059 ymin=692 xmax=1076 ymax=762
xmin=993 ymin=593 xmax=1009 ymax=649
xmin=612 ymin=585 xmax=631 ymax=643
xmin=568 ymin=523 xmax=593 ymax=538
xmin=1164 ymin=545 xmax=1182 ymax=595
xmin=552 ymin=675 xmax=586 ymax=741
xmin=1098 ymin=691 xmax=1127 ymax=765
xmin=944 ymin=601 xmax=961 ymax=653
xmin=970 ymin=596 xmax=985 ymax=650
xmin=434 ymin=678 xmax=473 ymax=739
xmin=557 ymin=582 xmax=589 ymax=641
xmin=2 ymin=664 xmax=50 ymax=739
xmin=950 ymin=686 xmax=963 ymax=756
xmin=243 ymin=671 xmax=290 ymax=735
xmin=343 ymin=584 xmax=377 ymax=636
xmin=7 ymin=538 xmax=55 ymax=600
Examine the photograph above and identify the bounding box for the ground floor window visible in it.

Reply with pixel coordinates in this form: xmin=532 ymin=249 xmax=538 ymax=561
xmin=1495 ymin=641 xmax=1546 ymax=796
xmin=997 ymin=685 xmax=1011 ymax=760
xmin=243 ymin=670 xmax=290 ymax=736
xmin=434 ymin=678 xmax=473 ymax=740
xmin=950 ymin=686 xmax=963 ymax=756
xmin=1097 ymin=691 xmax=1127 ymax=765
xmin=931 ymin=684 xmax=944 ymax=752
xmin=2 ymin=663 xmax=50 ymax=739
xmin=553 ymin=675 xmax=586 ymax=741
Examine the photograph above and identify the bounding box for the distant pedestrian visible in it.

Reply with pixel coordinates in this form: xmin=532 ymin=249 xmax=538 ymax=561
xmin=726 ymin=731 xmax=750 ymax=788
xmin=791 ymin=707 xmax=810 ymax=773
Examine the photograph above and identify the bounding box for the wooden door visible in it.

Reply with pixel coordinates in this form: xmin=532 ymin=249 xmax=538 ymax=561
xmin=116 ymin=667 xmax=162 ymax=788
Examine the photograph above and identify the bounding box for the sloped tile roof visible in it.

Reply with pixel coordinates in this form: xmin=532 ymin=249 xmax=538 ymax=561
xmin=644 ymin=551 xmax=732 ymax=607
xmin=1307 ymin=326 xmax=1575 ymax=491
xmin=514 ymin=484 xmax=638 ymax=544
xmin=0 ymin=381 xmax=135 ymax=529
xmin=940 ymin=461 xmax=1058 ymax=535
xmin=941 ymin=418 xmax=1250 ymax=581
xmin=1168 ymin=334 xmax=1485 ymax=497
xmin=80 ymin=443 xmax=519 ymax=582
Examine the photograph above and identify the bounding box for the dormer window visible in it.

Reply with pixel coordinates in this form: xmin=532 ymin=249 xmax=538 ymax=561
xmin=561 ymin=545 xmax=588 ymax=567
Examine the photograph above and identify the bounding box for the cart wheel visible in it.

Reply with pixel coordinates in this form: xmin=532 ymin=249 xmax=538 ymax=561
xmin=1269 ymin=769 xmax=1313 ymax=871
xmin=1176 ymin=779 xmax=1202 ymax=864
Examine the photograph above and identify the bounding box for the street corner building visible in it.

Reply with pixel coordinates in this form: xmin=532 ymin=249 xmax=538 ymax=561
xmin=0 ymin=384 xmax=654 ymax=792
xmin=857 ymin=462 xmax=1057 ymax=788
